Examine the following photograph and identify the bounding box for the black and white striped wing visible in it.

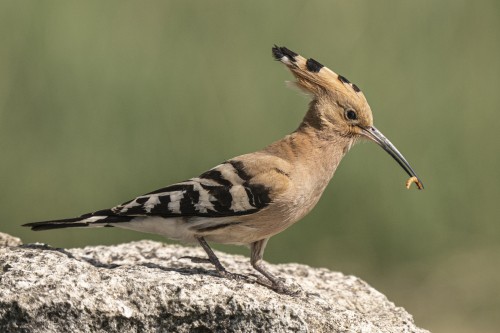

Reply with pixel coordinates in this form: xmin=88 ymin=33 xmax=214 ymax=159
xmin=111 ymin=161 xmax=271 ymax=218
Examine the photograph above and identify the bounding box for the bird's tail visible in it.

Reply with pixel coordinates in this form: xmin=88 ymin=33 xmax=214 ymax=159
xmin=23 ymin=210 xmax=133 ymax=231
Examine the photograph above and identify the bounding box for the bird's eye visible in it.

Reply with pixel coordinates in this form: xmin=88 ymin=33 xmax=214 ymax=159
xmin=345 ymin=109 xmax=357 ymax=120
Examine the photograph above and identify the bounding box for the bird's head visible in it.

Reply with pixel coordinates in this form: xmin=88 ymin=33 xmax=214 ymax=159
xmin=272 ymin=45 xmax=424 ymax=189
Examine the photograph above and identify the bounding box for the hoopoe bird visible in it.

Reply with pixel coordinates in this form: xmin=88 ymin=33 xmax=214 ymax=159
xmin=24 ymin=46 xmax=423 ymax=294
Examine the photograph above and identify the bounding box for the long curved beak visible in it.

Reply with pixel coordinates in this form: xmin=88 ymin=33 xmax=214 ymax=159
xmin=361 ymin=126 xmax=424 ymax=190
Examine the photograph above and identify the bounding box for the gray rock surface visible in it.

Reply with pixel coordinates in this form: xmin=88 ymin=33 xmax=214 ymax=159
xmin=0 ymin=232 xmax=22 ymax=247
xmin=0 ymin=235 xmax=429 ymax=333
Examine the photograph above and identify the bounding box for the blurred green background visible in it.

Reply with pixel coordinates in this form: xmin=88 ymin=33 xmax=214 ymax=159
xmin=1 ymin=1 xmax=499 ymax=332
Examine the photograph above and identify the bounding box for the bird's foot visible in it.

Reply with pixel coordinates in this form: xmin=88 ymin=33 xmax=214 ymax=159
xmin=179 ymin=256 xmax=247 ymax=281
xmin=254 ymin=276 xmax=302 ymax=296
xmin=271 ymin=281 xmax=302 ymax=296
xmin=217 ymin=269 xmax=248 ymax=281
xmin=179 ymin=255 xmax=211 ymax=264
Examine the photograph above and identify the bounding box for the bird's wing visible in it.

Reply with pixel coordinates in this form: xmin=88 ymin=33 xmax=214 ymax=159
xmin=110 ymin=160 xmax=273 ymax=218
xmin=23 ymin=156 xmax=292 ymax=232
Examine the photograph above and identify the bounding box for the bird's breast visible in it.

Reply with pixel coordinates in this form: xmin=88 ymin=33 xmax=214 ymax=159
xmin=281 ymin=141 xmax=352 ymax=223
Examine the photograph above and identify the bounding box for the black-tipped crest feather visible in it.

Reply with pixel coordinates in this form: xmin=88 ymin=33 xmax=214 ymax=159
xmin=272 ymin=45 xmax=297 ymax=62
xmin=305 ymin=58 xmax=323 ymax=73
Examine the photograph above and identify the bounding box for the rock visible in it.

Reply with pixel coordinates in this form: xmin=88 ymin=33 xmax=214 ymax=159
xmin=0 ymin=236 xmax=429 ymax=333
xmin=0 ymin=232 xmax=22 ymax=247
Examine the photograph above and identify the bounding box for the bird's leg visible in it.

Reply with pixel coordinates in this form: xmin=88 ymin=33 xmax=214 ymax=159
xmin=251 ymin=238 xmax=293 ymax=294
xmin=180 ymin=236 xmax=223 ymax=266
xmin=182 ymin=236 xmax=244 ymax=280
xmin=194 ymin=236 xmax=227 ymax=272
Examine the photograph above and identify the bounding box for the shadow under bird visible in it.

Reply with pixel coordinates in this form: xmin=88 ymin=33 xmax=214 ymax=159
xmin=24 ymin=46 xmax=424 ymax=294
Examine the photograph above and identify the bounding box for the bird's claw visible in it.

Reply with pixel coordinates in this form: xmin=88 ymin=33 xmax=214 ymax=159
xmin=217 ymin=269 xmax=248 ymax=281
xmin=179 ymin=256 xmax=247 ymax=281
xmin=255 ymin=276 xmax=301 ymax=296
xmin=179 ymin=256 xmax=212 ymax=264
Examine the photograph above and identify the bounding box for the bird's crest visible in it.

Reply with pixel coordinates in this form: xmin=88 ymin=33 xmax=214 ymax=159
xmin=272 ymin=45 xmax=365 ymax=100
